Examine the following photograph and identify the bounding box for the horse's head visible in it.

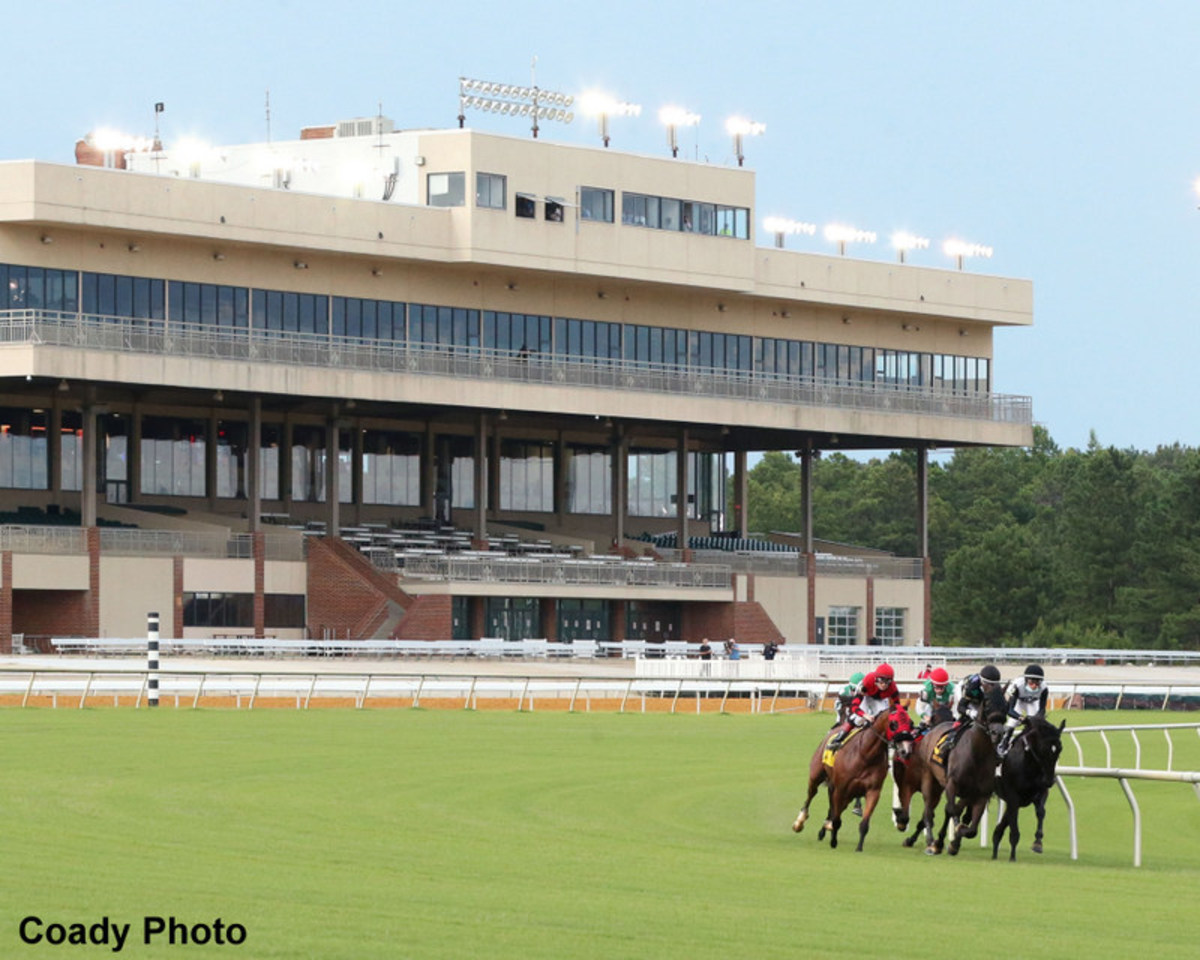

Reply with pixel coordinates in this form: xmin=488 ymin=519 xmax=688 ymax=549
xmin=1022 ymin=717 xmax=1065 ymax=780
xmin=886 ymin=707 xmax=916 ymax=760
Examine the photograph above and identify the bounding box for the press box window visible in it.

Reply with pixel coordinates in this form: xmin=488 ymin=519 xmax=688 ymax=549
xmin=579 ymin=187 xmax=614 ymax=223
xmin=545 ymin=197 xmax=565 ymax=222
xmin=476 ymin=172 xmax=506 ymax=209
xmin=427 ymin=172 xmax=465 ymax=207
xmin=515 ymin=193 xmax=536 ymax=219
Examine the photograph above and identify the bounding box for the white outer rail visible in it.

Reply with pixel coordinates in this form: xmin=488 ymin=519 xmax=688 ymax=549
xmin=1055 ymin=766 xmax=1200 ymax=867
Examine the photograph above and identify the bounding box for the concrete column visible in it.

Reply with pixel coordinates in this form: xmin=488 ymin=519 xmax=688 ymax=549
xmin=206 ymin=409 xmax=219 ymax=511
xmin=351 ymin=418 xmax=364 ymax=526
xmin=129 ymin=405 xmax=142 ymax=504
xmin=48 ymin=403 xmax=62 ymax=501
xmin=801 ymin=442 xmax=814 ymax=554
xmin=325 ymin=413 xmax=340 ymax=537
xmin=555 ymin=429 xmax=568 ymax=524
xmin=248 ymin=397 xmax=262 ymax=531
xmin=81 ymin=403 xmax=98 ymax=528
xmin=733 ymin=449 xmax=748 ymax=537
xmin=610 ymin=422 xmax=625 ymax=550
xmin=676 ymin=428 xmax=689 ymax=559
xmin=422 ymin=422 xmax=436 ymax=519
xmin=474 ymin=413 xmax=488 ymax=542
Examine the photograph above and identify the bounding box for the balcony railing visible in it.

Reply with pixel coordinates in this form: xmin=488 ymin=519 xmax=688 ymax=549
xmin=401 ymin=554 xmax=733 ymax=589
xmin=1 ymin=310 xmax=1032 ymax=426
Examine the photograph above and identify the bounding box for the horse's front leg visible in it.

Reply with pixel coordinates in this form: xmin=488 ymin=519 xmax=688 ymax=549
xmin=793 ymin=761 xmax=827 ymax=833
xmin=940 ymin=788 xmax=959 ymax=855
xmin=991 ymin=803 xmax=1017 ymax=861
xmin=1031 ymin=788 xmax=1048 ymax=854
xmin=856 ymin=787 xmax=882 ymax=852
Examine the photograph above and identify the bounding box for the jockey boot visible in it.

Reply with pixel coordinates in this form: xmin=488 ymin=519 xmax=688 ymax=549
xmin=828 ymin=724 xmax=851 ymax=751
xmin=997 ymin=728 xmax=1014 ymax=758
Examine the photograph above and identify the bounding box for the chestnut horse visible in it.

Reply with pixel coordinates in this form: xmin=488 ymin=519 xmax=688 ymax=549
xmin=792 ymin=706 xmax=914 ymax=851
xmin=892 ymin=704 xmax=952 ymax=845
xmin=991 ymin=716 xmax=1065 ymax=861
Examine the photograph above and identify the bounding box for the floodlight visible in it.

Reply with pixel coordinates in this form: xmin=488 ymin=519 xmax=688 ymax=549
xmin=725 ymin=116 xmax=765 ymax=166
xmin=458 ymin=75 xmax=576 ymax=137
xmin=824 ymin=223 xmax=877 ymax=255
xmin=891 ymin=231 xmax=931 ymax=263
xmin=659 ymin=105 xmax=701 ymax=158
xmin=943 ymin=238 xmax=993 ymax=270
xmin=580 ymin=90 xmax=642 ymax=147
xmin=763 ymin=217 xmax=817 ymax=248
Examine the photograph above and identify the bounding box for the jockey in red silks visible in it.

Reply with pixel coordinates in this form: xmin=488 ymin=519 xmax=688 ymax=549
xmin=828 ymin=663 xmax=901 ymax=751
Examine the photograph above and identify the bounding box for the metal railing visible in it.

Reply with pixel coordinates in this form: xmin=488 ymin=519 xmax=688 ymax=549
xmin=401 ymin=555 xmax=732 ymax=588
xmin=0 ymin=525 xmax=305 ymax=561
xmin=1 ymin=309 xmax=1032 ymax=426
xmin=0 ymin=525 xmax=87 ymax=554
xmin=665 ymin=550 xmax=925 ymax=578
xmin=1053 ymin=722 xmax=1200 ymax=866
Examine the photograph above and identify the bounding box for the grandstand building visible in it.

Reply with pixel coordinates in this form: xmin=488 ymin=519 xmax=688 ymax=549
xmin=0 ymin=115 xmax=1032 ymax=651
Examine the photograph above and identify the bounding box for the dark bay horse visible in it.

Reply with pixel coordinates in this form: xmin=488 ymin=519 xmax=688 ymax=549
xmin=992 ymin=716 xmax=1066 ymax=861
xmin=793 ymin=706 xmax=914 ymax=851
xmin=892 ymin=704 xmax=953 ymax=844
xmin=915 ymin=718 xmax=997 ymax=855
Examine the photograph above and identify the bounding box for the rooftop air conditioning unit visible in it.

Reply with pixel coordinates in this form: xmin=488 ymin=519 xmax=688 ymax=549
xmin=336 ymin=116 xmax=395 ymax=138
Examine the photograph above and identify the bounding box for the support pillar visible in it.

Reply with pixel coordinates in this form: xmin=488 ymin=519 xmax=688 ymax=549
xmin=676 ymin=427 xmax=689 ymax=560
xmin=474 ymin=413 xmax=488 ymax=543
xmin=610 ymin=422 xmax=625 ymax=551
xmin=325 ymin=412 xmax=340 ymax=537
xmin=733 ymin=449 xmax=748 ymax=538
xmin=248 ymin=397 xmax=262 ymax=531
xmin=917 ymin=446 xmax=931 ymax=645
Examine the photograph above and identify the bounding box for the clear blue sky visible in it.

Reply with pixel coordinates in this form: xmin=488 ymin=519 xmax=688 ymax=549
xmin=6 ymin=2 xmax=1200 ymax=455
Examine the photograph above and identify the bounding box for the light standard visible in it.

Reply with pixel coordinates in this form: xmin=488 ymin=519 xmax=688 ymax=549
xmin=658 ymin=105 xmax=700 ymax=158
xmin=458 ymin=77 xmax=575 ymax=139
xmin=943 ymin=238 xmax=993 ymax=270
xmin=726 ymin=116 xmax=766 ymax=167
xmin=824 ymin=223 xmax=877 ymax=256
xmin=579 ymin=91 xmax=642 ymax=148
xmin=891 ymin=231 xmax=930 ymax=264
xmin=763 ymin=216 xmax=817 ymax=249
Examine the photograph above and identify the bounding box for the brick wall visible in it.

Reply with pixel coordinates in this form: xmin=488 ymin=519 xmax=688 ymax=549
xmin=683 ymin=600 xmax=784 ymax=648
xmin=307 ymin=538 xmax=409 ymax=640
xmin=393 ymin=595 xmax=453 ymax=641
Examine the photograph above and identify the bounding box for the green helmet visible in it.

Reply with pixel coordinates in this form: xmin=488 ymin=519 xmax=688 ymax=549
xmin=849 ymin=671 xmax=865 ymax=686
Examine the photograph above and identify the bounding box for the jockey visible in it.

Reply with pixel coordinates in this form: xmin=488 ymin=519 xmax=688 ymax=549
xmin=828 ymin=663 xmax=900 ymax=751
xmin=944 ymin=664 xmax=1001 ymax=751
xmin=914 ymin=666 xmax=954 ymax=737
xmin=997 ymin=664 xmax=1049 ymax=757
xmin=834 ymin=671 xmax=865 ymax=727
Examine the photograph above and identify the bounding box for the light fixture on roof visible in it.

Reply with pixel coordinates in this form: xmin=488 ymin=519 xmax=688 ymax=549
xmin=891 ymin=231 xmax=930 ymax=264
xmin=824 ymin=223 xmax=877 ymax=256
xmin=725 ymin=116 xmax=765 ymax=167
xmin=658 ymin=105 xmax=700 ymax=158
xmin=212 ymin=252 xmax=226 ymax=261
xmin=293 ymin=260 xmax=308 ymax=270
xmin=213 ymin=390 xmax=224 ymax=402
xmin=763 ymin=216 xmax=816 ymax=249
xmin=58 ymin=379 xmax=69 ymax=393
xmin=127 ymin=243 xmax=140 ymax=253
xmin=579 ymin=91 xmax=641 ymax=148
xmin=40 ymin=234 xmax=53 ymax=245
xmin=458 ymin=75 xmax=574 ymax=138
xmin=943 ymin=238 xmax=993 ymax=270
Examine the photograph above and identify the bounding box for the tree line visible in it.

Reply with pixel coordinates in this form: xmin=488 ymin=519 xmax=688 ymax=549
xmin=743 ymin=427 xmax=1200 ymax=649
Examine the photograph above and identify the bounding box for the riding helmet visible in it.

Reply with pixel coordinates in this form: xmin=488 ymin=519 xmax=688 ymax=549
xmin=874 ymin=663 xmax=894 ymax=680
xmin=980 ymin=664 xmax=1001 ymax=682
xmin=1024 ymin=664 xmax=1045 ymax=680
xmin=930 ymin=667 xmax=949 ymax=685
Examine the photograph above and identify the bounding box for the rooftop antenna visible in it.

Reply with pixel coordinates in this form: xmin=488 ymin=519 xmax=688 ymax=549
xmin=530 ymin=56 xmax=538 ymax=139
xmin=265 ymin=88 xmax=272 ymax=143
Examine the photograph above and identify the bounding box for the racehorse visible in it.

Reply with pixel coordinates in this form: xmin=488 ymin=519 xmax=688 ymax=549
xmin=915 ymin=718 xmax=997 ymax=856
xmin=892 ymin=704 xmax=952 ymax=844
xmin=793 ymin=706 xmax=914 ymax=852
xmin=991 ymin=715 xmax=1066 ymax=861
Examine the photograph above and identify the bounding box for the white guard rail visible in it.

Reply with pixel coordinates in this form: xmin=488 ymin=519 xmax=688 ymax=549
xmin=1053 ymin=722 xmax=1200 ymax=867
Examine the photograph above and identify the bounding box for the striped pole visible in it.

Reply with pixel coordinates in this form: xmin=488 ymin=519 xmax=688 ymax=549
xmin=147 ymin=612 xmax=160 ymax=708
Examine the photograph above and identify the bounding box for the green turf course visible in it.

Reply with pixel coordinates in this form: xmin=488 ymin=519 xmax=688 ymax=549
xmin=3 ymin=708 xmax=1199 ymax=959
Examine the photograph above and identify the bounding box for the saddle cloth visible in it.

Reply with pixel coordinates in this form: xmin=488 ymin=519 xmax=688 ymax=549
xmin=822 ymin=726 xmax=864 ymax=767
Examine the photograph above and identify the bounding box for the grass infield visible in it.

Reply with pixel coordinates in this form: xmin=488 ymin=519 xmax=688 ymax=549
xmin=3 ymin=708 xmax=1199 ymax=959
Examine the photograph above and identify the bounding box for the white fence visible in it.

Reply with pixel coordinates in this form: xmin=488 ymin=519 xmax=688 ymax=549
xmin=1053 ymin=722 xmax=1200 ymax=866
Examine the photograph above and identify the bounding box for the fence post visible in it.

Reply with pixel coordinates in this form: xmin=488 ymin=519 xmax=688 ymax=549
xmin=147 ymin=612 xmax=160 ymax=708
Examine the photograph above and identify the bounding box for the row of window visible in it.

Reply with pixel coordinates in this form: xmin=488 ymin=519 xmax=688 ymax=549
xmin=0 ymin=410 xmax=725 ymax=519
xmin=458 ymin=597 xmax=684 ymax=643
xmin=423 ymin=172 xmax=750 ymax=238
xmin=182 ymin=592 xmax=305 ymax=628
xmin=3 ymin=262 xmax=991 ymax=394
xmin=825 ymin=605 xmax=907 ymax=645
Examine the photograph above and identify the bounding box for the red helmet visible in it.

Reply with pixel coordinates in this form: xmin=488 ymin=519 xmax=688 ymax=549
xmin=874 ymin=663 xmax=895 ymax=680
xmin=930 ymin=667 xmax=949 ymax=685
